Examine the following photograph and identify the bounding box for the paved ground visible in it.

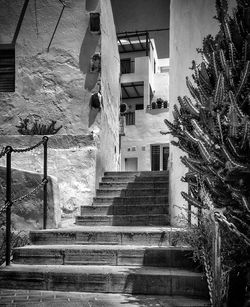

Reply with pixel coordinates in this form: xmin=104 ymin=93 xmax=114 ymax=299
xmin=0 ymin=289 xmax=210 ymax=307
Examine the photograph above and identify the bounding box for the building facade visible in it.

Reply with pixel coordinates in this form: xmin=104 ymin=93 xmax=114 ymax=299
xmin=118 ymin=32 xmax=170 ymax=171
xmin=0 ymin=0 xmax=120 ymax=228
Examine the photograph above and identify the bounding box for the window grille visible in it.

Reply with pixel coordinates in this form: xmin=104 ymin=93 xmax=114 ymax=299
xmin=0 ymin=45 xmax=15 ymax=92
xmin=125 ymin=112 xmax=135 ymax=125
xmin=135 ymin=104 xmax=144 ymax=110
xmin=151 ymin=145 xmax=160 ymax=171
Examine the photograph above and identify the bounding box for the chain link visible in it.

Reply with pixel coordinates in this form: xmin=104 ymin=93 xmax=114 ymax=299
xmin=0 ymin=147 xmax=7 ymax=159
xmin=202 ymin=249 xmax=214 ymax=307
xmin=0 ymin=179 xmax=47 ymax=215
xmin=0 ymin=201 xmax=11 ymax=215
xmin=214 ymin=211 xmax=250 ymax=246
xmin=0 ymin=137 xmax=48 ymax=158
xmin=12 ymin=179 xmax=47 ymax=204
xmin=12 ymin=137 xmax=48 ymax=153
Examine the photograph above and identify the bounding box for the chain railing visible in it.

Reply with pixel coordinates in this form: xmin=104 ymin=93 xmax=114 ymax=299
xmin=0 ymin=136 xmax=48 ymax=266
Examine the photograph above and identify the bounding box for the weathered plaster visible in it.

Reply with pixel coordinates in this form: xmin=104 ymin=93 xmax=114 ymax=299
xmin=0 ymin=0 xmax=120 ymax=226
xmin=121 ymin=108 xmax=169 ymax=171
xmin=169 ymin=0 xmax=236 ymax=226
xmin=0 ymin=135 xmax=97 ymax=223
xmin=0 ymin=166 xmax=60 ymax=230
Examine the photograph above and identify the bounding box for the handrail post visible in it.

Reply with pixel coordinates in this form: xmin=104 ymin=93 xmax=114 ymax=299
xmin=43 ymin=136 xmax=48 ymax=229
xmin=5 ymin=146 xmax=12 ymax=266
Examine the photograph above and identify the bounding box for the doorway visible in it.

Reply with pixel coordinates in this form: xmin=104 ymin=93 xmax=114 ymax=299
xmin=151 ymin=144 xmax=169 ymax=171
xmin=125 ymin=158 xmax=138 ymax=171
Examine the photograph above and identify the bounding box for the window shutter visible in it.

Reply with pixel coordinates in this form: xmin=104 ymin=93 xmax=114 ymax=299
xmin=0 ymin=44 xmax=15 ymax=92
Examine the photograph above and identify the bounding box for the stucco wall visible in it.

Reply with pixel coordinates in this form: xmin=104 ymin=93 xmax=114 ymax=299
xmin=0 ymin=0 xmax=91 ymax=134
xmin=0 ymin=166 xmax=60 ymax=230
xmin=0 ymin=0 xmax=120 ymax=225
xmin=0 ymin=135 xmax=97 ymax=223
xmin=121 ymin=108 xmax=169 ymax=171
xmin=95 ymin=0 xmax=120 ymax=187
xmin=169 ymin=0 xmax=235 ymax=225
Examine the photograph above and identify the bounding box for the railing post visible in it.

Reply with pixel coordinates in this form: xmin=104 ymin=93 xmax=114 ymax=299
xmin=5 ymin=146 xmax=12 ymax=266
xmin=43 ymin=136 xmax=48 ymax=229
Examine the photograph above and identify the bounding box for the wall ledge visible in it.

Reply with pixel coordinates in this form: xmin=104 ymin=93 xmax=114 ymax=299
xmin=0 ymin=134 xmax=96 ymax=149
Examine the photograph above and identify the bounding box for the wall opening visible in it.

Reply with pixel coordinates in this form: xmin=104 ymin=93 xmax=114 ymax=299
xmin=151 ymin=144 xmax=169 ymax=171
xmin=125 ymin=157 xmax=138 ymax=171
xmin=89 ymin=12 xmax=100 ymax=33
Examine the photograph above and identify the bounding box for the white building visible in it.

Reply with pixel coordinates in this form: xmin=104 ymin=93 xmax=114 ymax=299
xmin=118 ymin=32 xmax=170 ymax=171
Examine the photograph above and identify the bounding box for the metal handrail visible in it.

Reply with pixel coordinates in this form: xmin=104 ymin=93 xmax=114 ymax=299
xmin=4 ymin=136 xmax=49 ymax=266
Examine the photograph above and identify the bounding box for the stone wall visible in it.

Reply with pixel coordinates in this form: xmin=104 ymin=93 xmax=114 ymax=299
xmin=0 ymin=0 xmax=120 ymax=226
xmin=169 ymin=0 xmax=236 ymax=226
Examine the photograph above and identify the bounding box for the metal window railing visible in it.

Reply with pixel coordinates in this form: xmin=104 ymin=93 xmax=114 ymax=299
xmin=125 ymin=112 xmax=135 ymax=125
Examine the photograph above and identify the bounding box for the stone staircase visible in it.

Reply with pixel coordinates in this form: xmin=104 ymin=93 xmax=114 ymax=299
xmin=0 ymin=171 xmax=209 ymax=306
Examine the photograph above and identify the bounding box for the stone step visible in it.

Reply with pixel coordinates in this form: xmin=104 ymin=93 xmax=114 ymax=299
xmin=104 ymin=171 xmax=168 ymax=177
xmin=29 ymin=226 xmax=187 ymax=246
xmin=102 ymin=176 xmax=169 ymax=183
xmin=81 ymin=204 xmax=168 ymax=215
xmin=0 ymin=264 xmax=208 ymax=297
xmin=96 ymin=188 xmax=168 ymax=197
xmin=13 ymin=245 xmax=195 ymax=268
xmin=93 ymin=195 xmax=168 ymax=205
xmin=75 ymin=214 xmax=170 ymax=226
xmin=100 ymin=181 xmax=169 ymax=189
xmin=0 ymin=289 xmax=211 ymax=307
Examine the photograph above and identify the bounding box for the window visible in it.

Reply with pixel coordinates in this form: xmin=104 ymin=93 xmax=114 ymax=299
xmin=0 ymin=45 xmax=15 ymax=92
xmin=135 ymin=104 xmax=144 ymax=110
xmin=151 ymin=145 xmax=160 ymax=171
xmin=125 ymin=112 xmax=135 ymax=125
xmin=160 ymin=66 xmax=168 ymax=73
xmin=120 ymin=58 xmax=131 ymax=74
xmin=89 ymin=13 xmax=100 ymax=33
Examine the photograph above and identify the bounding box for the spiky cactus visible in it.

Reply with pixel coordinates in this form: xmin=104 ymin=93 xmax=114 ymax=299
xmin=163 ymin=0 xmax=250 ymax=304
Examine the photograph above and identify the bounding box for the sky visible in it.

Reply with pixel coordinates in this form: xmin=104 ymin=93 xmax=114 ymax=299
xmin=111 ymin=0 xmax=170 ymax=59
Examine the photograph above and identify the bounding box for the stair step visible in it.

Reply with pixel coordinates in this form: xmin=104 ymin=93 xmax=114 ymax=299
xmin=29 ymin=226 xmax=187 ymax=246
xmin=96 ymin=188 xmax=168 ymax=197
xmin=0 ymin=264 xmax=208 ymax=297
xmin=81 ymin=204 xmax=168 ymax=215
xmin=13 ymin=245 xmax=195 ymax=268
xmin=104 ymin=171 xmax=168 ymax=177
xmin=102 ymin=176 xmax=168 ymax=183
xmin=75 ymin=214 xmax=170 ymax=226
xmin=93 ymin=195 xmax=168 ymax=205
xmin=0 ymin=289 xmax=211 ymax=307
xmin=100 ymin=181 xmax=169 ymax=189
